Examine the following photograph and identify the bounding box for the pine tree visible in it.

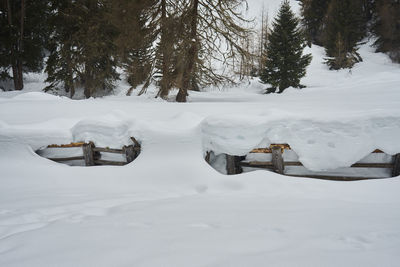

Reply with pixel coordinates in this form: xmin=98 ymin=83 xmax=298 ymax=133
xmin=45 ymin=0 xmax=119 ymax=98
xmin=110 ymin=0 xmax=156 ymax=91
xmin=45 ymin=0 xmax=79 ymax=97
xmin=260 ymin=0 xmax=311 ymax=93
xmin=0 ymin=0 xmax=49 ymax=90
xmin=299 ymin=0 xmax=330 ymax=46
xmin=323 ymin=0 xmax=366 ymax=69
xmin=372 ymin=0 xmax=400 ymax=63
xmin=132 ymin=0 xmax=178 ymax=98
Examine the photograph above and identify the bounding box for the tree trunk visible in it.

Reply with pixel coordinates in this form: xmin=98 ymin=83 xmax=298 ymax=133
xmin=11 ymin=64 xmax=20 ymax=90
xmin=16 ymin=59 xmax=23 ymax=90
xmin=158 ymin=0 xmax=170 ymax=99
xmin=7 ymin=0 xmax=25 ymax=90
xmin=176 ymin=0 xmax=198 ymax=103
xmin=83 ymin=65 xmax=92 ymax=98
xmin=66 ymin=48 xmax=75 ymax=98
xmin=16 ymin=0 xmax=25 ymax=90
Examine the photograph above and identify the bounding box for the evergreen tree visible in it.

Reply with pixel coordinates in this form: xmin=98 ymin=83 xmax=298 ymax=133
xmin=156 ymin=0 xmax=180 ymax=99
xmin=372 ymin=0 xmax=400 ymax=63
xmin=323 ymin=0 xmax=366 ymax=69
xmin=0 ymin=0 xmax=49 ymax=90
xmin=260 ymin=0 xmax=311 ymax=93
xmin=45 ymin=0 xmax=119 ymax=98
xmin=299 ymin=0 xmax=330 ymax=46
xmin=110 ymin=0 xmax=156 ymax=90
xmin=45 ymin=0 xmax=79 ymax=97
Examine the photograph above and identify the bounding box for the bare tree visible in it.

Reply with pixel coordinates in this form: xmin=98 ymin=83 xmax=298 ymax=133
xmin=173 ymin=0 xmax=251 ymax=102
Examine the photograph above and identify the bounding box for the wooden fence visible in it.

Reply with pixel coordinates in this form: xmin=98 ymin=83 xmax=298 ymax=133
xmin=207 ymin=144 xmax=400 ymax=181
xmin=42 ymin=137 xmax=141 ymax=166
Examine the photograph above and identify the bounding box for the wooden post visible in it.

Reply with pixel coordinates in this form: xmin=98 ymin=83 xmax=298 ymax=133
xmin=235 ymin=156 xmax=245 ymax=174
xmin=130 ymin=136 xmax=141 ymax=159
xmin=226 ymin=154 xmax=244 ymax=175
xmin=271 ymin=146 xmax=284 ymax=174
xmin=123 ymin=145 xmax=135 ymax=163
xmin=205 ymin=151 xmax=211 ymax=164
xmin=226 ymin=154 xmax=236 ymax=175
xmin=393 ymin=154 xmax=400 ymax=177
xmin=130 ymin=137 xmax=141 ymax=148
xmin=82 ymin=142 xmax=95 ymax=166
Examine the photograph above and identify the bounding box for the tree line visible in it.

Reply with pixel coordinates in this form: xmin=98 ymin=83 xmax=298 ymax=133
xmin=0 ymin=0 xmax=250 ymax=100
xmin=299 ymin=0 xmax=400 ymax=69
xmin=0 ymin=0 xmax=399 ymax=98
xmin=258 ymin=0 xmax=399 ymax=94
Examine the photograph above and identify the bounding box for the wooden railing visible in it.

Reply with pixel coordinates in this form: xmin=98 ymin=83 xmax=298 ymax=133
xmin=207 ymin=144 xmax=400 ymax=181
xmin=42 ymin=137 xmax=141 ymax=166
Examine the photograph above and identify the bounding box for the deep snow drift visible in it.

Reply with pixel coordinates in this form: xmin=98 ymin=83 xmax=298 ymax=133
xmin=1 ymin=25 xmax=400 ymax=267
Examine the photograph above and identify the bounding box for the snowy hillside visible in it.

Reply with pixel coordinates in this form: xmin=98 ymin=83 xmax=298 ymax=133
xmin=1 ymin=39 xmax=400 ymax=266
xmin=1 ymin=0 xmax=400 ymax=266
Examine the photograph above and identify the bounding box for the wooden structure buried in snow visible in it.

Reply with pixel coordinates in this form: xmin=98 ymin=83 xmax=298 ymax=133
xmin=37 ymin=137 xmax=141 ymax=166
xmin=206 ymin=144 xmax=400 ymax=181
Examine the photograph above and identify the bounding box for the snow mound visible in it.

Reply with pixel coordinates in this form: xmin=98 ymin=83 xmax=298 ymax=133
xmin=12 ymin=92 xmax=63 ymax=101
xmin=202 ymin=116 xmax=400 ymax=171
xmin=72 ymin=119 xmax=133 ymax=148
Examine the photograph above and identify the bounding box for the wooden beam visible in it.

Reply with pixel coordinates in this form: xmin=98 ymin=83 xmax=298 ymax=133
xmin=226 ymin=154 xmax=237 ymax=175
xmin=130 ymin=137 xmax=141 ymax=148
xmin=393 ymin=154 xmax=400 ymax=177
xmin=351 ymin=163 xmax=393 ymax=168
xmin=287 ymin=174 xmax=383 ymax=181
xmin=238 ymin=161 xmax=274 ymax=168
xmin=92 ymin=147 xmax=124 ymax=154
xmin=94 ymin=160 xmax=126 ymax=166
xmin=240 ymin=161 xmax=393 ymax=169
xmin=123 ymin=145 xmax=136 ymax=163
xmin=205 ymin=151 xmax=211 ymax=164
xmin=82 ymin=142 xmax=95 ymax=166
xmin=250 ymin=146 xmax=384 ymax=154
xmin=225 ymin=155 xmax=244 ymax=175
xmin=271 ymin=147 xmax=284 ymax=174
xmin=48 ymin=156 xmax=84 ymax=162
xmin=48 ymin=142 xmax=85 ymax=148
xmin=250 ymin=144 xmax=291 ymax=153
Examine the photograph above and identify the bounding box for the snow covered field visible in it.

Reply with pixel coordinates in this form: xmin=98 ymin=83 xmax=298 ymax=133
xmin=1 ymin=3 xmax=400 ymax=264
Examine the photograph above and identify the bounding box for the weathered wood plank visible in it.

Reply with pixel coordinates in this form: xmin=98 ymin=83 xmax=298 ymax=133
xmin=123 ymin=145 xmax=136 ymax=163
xmin=351 ymin=163 xmax=393 ymax=168
xmin=48 ymin=156 xmax=84 ymax=162
xmin=250 ymin=144 xmax=291 ymax=153
xmin=82 ymin=142 xmax=95 ymax=166
xmin=205 ymin=151 xmax=211 ymax=164
xmin=92 ymin=147 xmax=124 ymax=154
xmin=226 ymin=155 xmax=244 ymax=175
xmin=94 ymin=160 xmax=126 ymax=166
xmin=226 ymin=154 xmax=236 ymax=175
xmin=287 ymin=174 xmax=383 ymax=181
xmin=393 ymin=154 xmax=400 ymax=177
xmin=48 ymin=142 xmax=85 ymax=148
xmin=271 ymin=147 xmax=284 ymax=174
xmin=240 ymin=161 xmax=393 ymax=169
xmin=250 ymin=146 xmax=385 ymax=154
xmin=239 ymin=162 xmax=274 ymax=168
xmin=130 ymin=137 xmax=141 ymax=148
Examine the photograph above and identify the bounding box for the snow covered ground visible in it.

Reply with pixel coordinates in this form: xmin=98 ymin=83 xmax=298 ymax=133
xmin=1 ymin=8 xmax=400 ymax=266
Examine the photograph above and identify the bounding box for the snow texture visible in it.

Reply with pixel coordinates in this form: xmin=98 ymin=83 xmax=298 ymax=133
xmin=1 ymin=7 xmax=400 ymax=267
